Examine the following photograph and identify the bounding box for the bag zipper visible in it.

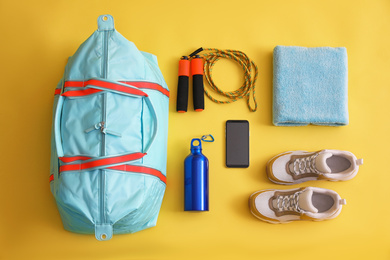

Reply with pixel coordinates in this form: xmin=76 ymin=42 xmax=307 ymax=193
xmin=100 ymin=30 xmax=109 ymax=226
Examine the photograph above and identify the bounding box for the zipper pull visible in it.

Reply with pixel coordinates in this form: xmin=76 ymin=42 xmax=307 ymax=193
xmin=104 ymin=129 xmax=122 ymax=137
xmin=84 ymin=122 xmax=121 ymax=137
xmin=85 ymin=122 xmax=104 ymax=133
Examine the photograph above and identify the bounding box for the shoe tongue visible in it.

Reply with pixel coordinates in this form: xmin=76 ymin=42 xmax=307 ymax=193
xmin=315 ymin=152 xmax=332 ymax=173
xmin=298 ymin=189 xmax=318 ymax=213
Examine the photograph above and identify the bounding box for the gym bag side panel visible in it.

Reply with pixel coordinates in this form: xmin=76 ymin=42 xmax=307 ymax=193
xmin=56 ymin=169 xmax=100 ymax=234
xmin=112 ymin=176 xmax=166 ymax=234
xmin=104 ymin=92 xmax=143 ymax=156
xmin=64 ymin=32 xmax=103 ymax=81
xmin=141 ymin=51 xmax=169 ymax=93
xmin=107 ymin=31 xmax=146 ymax=80
xmin=61 ymin=95 xmax=103 ymax=157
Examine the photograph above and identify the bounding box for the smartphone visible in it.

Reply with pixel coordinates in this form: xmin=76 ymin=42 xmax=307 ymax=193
xmin=226 ymin=120 xmax=249 ymax=168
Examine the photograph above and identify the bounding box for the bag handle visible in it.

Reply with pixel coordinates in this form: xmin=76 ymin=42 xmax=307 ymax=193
xmin=54 ymin=78 xmax=158 ymax=157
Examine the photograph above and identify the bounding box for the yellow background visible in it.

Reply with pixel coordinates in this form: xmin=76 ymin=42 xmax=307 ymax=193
xmin=1 ymin=0 xmax=389 ymax=259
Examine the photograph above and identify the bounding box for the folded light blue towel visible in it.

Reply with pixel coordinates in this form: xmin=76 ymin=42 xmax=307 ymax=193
xmin=273 ymin=46 xmax=348 ymax=126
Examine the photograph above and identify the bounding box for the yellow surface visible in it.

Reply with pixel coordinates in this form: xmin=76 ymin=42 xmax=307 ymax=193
xmin=1 ymin=0 xmax=389 ymax=259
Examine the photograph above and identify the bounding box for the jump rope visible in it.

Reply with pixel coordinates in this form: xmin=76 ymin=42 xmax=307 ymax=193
xmin=176 ymin=47 xmax=259 ymax=112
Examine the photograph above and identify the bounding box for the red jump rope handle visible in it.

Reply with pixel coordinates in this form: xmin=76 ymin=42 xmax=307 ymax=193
xmin=176 ymin=56 xmax=190 ymax=113
xmin=191 ymin=55 xmax=204 ymax=112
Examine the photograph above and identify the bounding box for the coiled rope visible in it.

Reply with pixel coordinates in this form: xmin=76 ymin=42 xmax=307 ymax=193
xmin=193 ymin=48 xmax=258 ymax=112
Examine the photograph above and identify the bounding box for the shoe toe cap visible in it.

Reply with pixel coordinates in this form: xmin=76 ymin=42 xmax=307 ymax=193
xmin=268 ymin=154 xmax=294 ymax=183
xmin=250 ymin=190 xmax=278 ymax=221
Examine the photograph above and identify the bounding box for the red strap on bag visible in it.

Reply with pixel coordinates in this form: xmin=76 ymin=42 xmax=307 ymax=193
xmin=62 ymin=79 xmax=148 ymax=97
xmin=49 ymin=166 xmax=166 ymax=184
xmin=107 ymin=165 xmax=167 ymax=184
xmin=51 ymin=153 xmax=166 ymax=184
xmin=59 ymin=152 xmax=146 ymax=172
xmin=121 ymin=81 xmax=170 ymax=97
xmin=57 ymin=80 xmax=169 ymax=97
xmin=59 ymin=156 xmax=92 ymax=163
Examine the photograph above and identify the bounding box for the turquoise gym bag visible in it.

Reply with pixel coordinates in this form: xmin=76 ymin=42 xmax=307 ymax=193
xmin=49 ymin=15 xmax=169 ymax=241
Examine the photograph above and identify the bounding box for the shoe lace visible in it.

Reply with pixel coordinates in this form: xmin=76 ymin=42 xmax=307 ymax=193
xmin=276 ymin=192 xmax=302 ymax=213
xmin=292 ymin=154 xmax=319 ymax=175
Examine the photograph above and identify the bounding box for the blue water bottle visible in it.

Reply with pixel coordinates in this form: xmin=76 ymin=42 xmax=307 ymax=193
xmin=184 ymin=138 xmax=209 ymax=211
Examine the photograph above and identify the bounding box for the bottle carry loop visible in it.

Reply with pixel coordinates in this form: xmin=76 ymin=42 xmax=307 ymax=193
xmin=201 ymin=134 xmax=214 ymax=142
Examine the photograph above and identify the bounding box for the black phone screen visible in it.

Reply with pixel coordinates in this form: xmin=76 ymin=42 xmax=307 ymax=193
xmin=226 ymin=120 xmax=249 ymax=168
